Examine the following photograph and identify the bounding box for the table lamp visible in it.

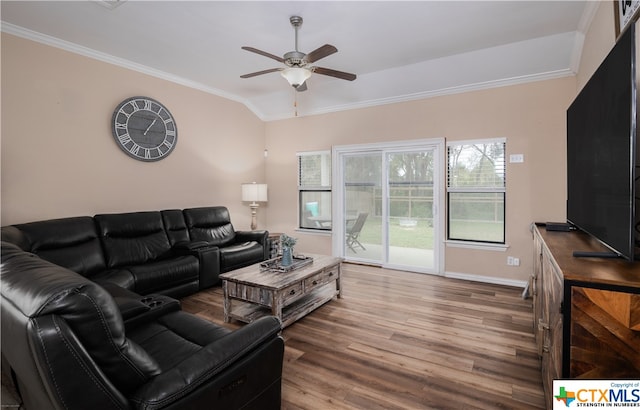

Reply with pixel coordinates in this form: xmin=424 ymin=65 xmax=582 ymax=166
xmin=241 ymin=182 xmax=268 ymax=230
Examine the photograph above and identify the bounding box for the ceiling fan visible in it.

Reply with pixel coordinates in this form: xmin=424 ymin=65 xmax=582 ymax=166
xmin=240 ymin=15 xmax=357 ymax=92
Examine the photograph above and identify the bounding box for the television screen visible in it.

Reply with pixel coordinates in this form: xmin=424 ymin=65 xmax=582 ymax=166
xmin=567 ymin=24 xmax=638 ymax=261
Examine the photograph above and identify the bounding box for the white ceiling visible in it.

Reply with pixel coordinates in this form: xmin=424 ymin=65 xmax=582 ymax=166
xmin=1 ymin=1 xmax=596 ymax=121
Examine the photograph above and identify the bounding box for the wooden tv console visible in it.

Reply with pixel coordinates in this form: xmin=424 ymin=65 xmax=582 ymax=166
xmin=532 ymin=226 xmax=640 ymax=409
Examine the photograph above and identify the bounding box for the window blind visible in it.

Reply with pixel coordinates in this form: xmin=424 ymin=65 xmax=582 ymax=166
xmin=447 ymin=140 xmax=506 ymax=191
xmin=297 ymin=151 xmax=331 ymax=189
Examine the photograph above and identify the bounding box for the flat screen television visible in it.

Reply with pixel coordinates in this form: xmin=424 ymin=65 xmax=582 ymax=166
xmin=567 ymin=24 xmax=639 ymax=262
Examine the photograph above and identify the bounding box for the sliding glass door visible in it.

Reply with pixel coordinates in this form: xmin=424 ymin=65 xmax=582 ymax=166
xmin=343 ymin=152 xmax=383 ymax=263
xmin=334 ymin=140 xmax=443 ymax=274
xmin=386 ymin=150 xmax=436 ymax=270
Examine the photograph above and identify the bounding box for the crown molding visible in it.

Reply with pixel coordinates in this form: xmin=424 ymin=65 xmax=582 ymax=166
xmin=568 ymin=0 xmax=600 ymax=74
xmin=0 ymin=22 xmax=272 ymax=117
xmin=1 ymin=21 xmax=576 ymax=122
xmin=261 ymin=68 xmax=574 ymax=121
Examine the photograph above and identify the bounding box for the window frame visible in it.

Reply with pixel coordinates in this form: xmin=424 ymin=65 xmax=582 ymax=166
xmin=446 ymin=138 xmax=506 ymax=245
xmin=297 ymin=150 xmax=332 ymax=231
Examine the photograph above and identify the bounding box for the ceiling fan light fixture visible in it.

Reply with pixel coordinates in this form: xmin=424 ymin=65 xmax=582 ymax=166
xmin=281 ymin=67 xmax=312 ymax=87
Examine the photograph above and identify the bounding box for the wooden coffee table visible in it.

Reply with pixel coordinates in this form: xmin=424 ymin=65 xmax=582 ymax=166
xmin=219 ymin=254 xmax=342 ymax=328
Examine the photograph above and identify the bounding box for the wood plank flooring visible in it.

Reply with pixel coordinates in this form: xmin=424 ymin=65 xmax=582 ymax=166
xmin=181 ymin=263 xmax=546 ymax=409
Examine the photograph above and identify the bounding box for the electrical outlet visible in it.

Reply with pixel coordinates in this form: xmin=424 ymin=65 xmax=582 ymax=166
xmin=507 ymin=256 xmax=521 ymax=266
xmin=509 ymin=154 xmax=524 ymax=163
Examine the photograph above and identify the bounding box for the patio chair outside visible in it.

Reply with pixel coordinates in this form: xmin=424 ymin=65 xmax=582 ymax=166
xmin=346 ymin=213 xmax=368 ymax=252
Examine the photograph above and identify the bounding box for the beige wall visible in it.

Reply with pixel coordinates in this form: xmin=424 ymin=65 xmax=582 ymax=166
xmin=576 ymin=1 xmax=616 ymax=92
xmin=1 ymin=33 xmax=266 ymax=229
xmin=1 ymin=3 xmax=620 ymax=285
xmin=263 ymin=0 xmax=621 ymax=285
xmin=265 ymin=78 xmax=575 ymax=283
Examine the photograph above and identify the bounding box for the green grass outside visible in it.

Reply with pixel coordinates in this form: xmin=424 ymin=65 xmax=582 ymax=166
xmin=448 ymin=221 xmax=504 ymax=242
xmin=354 ymin=217 xmax=503 ymax=248
xmin=356 ymin=216 xmax=434 ymax=249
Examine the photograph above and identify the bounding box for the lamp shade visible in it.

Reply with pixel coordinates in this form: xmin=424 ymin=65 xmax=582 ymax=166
xmin=280 ymin=67 xmax=312 ymax=87
xmin=242 ymin=183 xmax=268 ymax=203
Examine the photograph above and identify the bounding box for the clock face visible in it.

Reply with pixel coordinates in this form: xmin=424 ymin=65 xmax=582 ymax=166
xmin=111 ymin=96 xmax=177 ymax=161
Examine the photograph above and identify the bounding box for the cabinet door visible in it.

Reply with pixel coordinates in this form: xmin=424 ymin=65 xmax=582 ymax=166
xmin=532 ymin=231 xmax=545 ymax=355
xmin=541 ymin=249 xmax=563 ymax=404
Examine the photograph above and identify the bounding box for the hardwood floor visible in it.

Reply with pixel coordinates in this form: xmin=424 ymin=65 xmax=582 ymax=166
xmin=181 ymin=263 xmax=546 ymax=410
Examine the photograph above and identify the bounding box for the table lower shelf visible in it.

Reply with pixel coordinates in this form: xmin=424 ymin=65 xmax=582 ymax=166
xmin=227 ymin=284 xmax=338 ymax=328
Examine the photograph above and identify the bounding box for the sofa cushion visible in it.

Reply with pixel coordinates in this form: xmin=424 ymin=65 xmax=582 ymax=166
xmin=220 ymin=241 xmax=265 ymax=272
xmin=4 ymin=216 xmax=106 ymax=276
xmin=91 ymin=268 xmax=136 ymax=290
xmin=128 ymin=311 xmax=231 ymax=371
xmin=184 ymin=206 xmax=236 ymax=247
xmin=128 ymin=255 xmax=199 ymax=294
xmin=95 ymin=212 xmax=172 ymax=268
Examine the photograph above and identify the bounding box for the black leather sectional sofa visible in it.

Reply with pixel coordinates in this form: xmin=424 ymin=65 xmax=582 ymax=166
xmin=0 ymin=206 xmax=283 ymax=409
xmin=1 ymin=206 xmax=269 ymax=298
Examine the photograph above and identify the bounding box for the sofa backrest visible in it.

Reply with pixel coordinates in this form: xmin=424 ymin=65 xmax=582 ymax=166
xmin=0 ymin=242 xmax=161 ymax=408
xmin=161 ymin=209 xmax=191 ymax=246
xmin=95 ymin=211 xmax=172 ymax=268
xmin=0 ymin=216 xmax=106 ymax=277
xmin=183 ymin=206 xmax=236 ymax=247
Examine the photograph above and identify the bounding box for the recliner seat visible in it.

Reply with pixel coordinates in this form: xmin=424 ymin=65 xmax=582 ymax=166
xmin=0 ymin=241 xmax=284 ymax=410
xmin=94 ymin=211 xmax=201 ymax=297
xmin=183 ymin=207 xmax=268 ymax=272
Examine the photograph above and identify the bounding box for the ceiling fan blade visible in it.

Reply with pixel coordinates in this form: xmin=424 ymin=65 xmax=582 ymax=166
xmin=241 ymin=46 xmax=284 ymax=63
xmin=296 ymin=82 xmax=308 ymax=92
xmin=304 ymin=44 xmax=338 ymax=63
xmin=240 ymin=68 xmax=282 ymax=78
xmin=313 ymin=67 xmax=357 ymax=81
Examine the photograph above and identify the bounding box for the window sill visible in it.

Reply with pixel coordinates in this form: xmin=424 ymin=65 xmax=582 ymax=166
xmin=445 ymin=240 xmax=509 ymax=252
xmin=295 ymin=228 xmax=332 ymax=236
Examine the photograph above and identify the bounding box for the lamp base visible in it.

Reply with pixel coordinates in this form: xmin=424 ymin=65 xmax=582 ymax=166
xmin=249 ymin=203 xmax=259 ymax=230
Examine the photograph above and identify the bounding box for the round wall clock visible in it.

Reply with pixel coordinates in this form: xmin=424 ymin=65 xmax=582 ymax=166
xmin=111 ymin=96 xmax=177 ymax=161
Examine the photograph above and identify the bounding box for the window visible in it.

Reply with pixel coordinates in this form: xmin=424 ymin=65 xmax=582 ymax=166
xmin=447 ymin=139 xmax=506 ymax=243
xmin=298 ymin=150 xmax=332 ymax=230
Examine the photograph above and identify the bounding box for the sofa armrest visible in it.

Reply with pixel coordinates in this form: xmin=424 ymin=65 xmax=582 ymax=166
xmin=235 ymin=230 xmax=269 ymax=260
xmin=129 ymin=316 xmax=284 ymax=410
xmin=235 ymin=230 xmax=268 ymax=245
xmin=100 ymin=282 xmax=151 ymax=320
xmin=100 ymin=282 xmax=181 ymax=330
xmin=172 ymin=243 xmax=221 ymax=289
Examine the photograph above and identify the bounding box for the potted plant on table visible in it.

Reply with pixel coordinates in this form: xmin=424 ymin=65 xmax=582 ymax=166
xmin=280 ymin=234 xmax=297 ymax=267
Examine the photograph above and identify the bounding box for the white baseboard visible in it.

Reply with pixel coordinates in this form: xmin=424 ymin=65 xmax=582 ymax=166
xmin=444 ymin=271 xmax=528 ymax=289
